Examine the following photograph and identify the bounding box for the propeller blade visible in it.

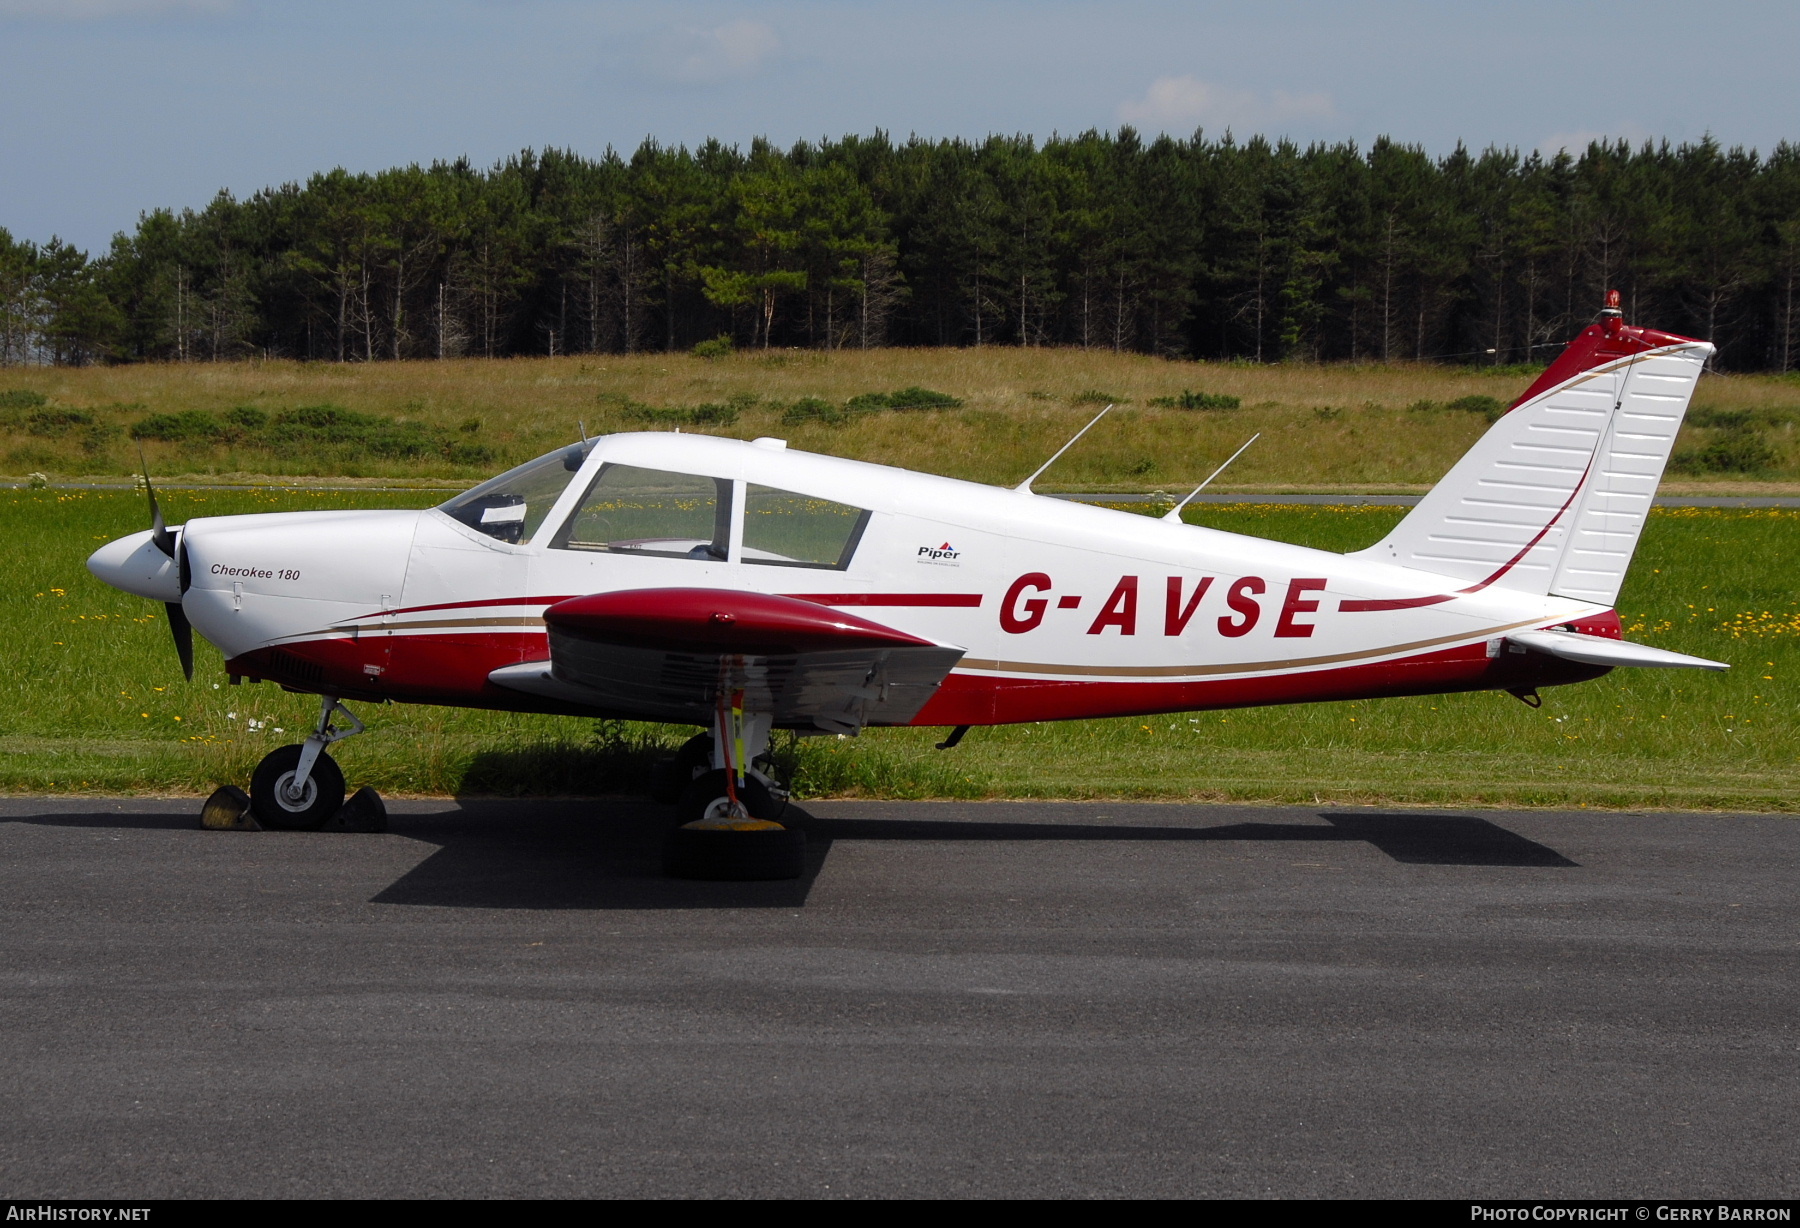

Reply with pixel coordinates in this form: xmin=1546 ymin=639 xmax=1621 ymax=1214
xmin=137 ymin=445 xmax=175 ymax=559
xmin=166 ymin=601 xmax=194 ymax=681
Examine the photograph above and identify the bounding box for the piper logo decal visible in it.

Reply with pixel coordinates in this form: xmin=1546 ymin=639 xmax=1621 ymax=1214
xmin=917 ymin=542 xmax=962 ymax=566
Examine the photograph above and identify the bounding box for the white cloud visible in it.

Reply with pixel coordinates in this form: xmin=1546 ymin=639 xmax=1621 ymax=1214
xmin=0 ymin=0 xmax=232 ymax=16
xmin=1117 ymin=74 xmax=1334 ymax=134
xmin=650 ymin=18 xmax=781 ymax=85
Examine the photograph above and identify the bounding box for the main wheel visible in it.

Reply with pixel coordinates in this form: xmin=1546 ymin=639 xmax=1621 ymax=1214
xmin=676 ymin=768 xmax=786 ymax=825
xmin=250 ymin=744 xmax=346 ymax=831
xmin=650 ymin=733 xmax=714 ymax=804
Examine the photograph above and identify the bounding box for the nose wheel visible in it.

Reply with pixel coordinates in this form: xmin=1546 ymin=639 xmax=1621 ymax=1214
xmin=250 ymin=743 xmax=346 ymax=830
xmin=231 ymin=696 xmax=381 ymax=832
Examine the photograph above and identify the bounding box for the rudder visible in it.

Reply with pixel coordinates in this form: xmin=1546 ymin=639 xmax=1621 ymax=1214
xmin=1352 ymin=302 xmax=1713 ymax=607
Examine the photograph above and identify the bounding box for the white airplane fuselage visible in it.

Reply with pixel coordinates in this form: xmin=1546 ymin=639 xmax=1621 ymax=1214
xmin=89 ymin=315 xmax=1721 ymax=730
xmin=91 ymin=431 xmax=1613 ymax=727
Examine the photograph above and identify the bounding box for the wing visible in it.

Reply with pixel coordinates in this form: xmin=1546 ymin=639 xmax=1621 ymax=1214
xmin=488 ymin=587 xmax=966 ymax=734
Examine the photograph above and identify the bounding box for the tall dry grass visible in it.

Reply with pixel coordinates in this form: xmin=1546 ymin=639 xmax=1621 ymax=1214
xmin=5 ymin=349 xmax=1798 ymax=491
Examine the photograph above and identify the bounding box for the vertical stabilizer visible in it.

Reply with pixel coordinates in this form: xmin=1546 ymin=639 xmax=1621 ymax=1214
xmin=1352 ymin=301 xmax=1713 ymax=607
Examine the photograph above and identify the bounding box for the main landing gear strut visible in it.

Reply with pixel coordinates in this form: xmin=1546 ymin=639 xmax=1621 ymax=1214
xmin=661 ymin=688 xmax=806 ymax=882
xmin=203 ymin=696 xmax=386 ymax=832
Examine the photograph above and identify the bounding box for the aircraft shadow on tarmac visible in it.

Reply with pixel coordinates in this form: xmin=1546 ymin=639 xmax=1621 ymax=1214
xmin=363 ymin=801 xmax=1578 ymax=910
xmin=5 ymin=801 xmax=1576 ymax=910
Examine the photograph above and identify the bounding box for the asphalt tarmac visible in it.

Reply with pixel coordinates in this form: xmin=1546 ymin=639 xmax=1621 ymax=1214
xmin=0 ymin=795 xmax=1794 ymax=1199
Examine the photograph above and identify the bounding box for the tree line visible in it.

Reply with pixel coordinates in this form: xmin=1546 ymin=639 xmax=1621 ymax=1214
xmin=3 ymin=130 xmax=1798 ymax=370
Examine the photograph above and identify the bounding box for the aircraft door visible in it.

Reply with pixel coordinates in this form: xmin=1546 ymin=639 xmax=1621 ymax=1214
xmin=528 ymin=462 xmax=736 ymax=596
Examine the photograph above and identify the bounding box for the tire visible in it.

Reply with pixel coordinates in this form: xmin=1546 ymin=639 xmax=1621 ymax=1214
xmin=250 ymin=744 xmax=346 ymax=831
xmin=650 ymin=733 xmax=714 ymax=804
xmin=676 ymin=768 xmax=786 ymax=825
xmin=664 ymin=824 xmax=807 ymax=881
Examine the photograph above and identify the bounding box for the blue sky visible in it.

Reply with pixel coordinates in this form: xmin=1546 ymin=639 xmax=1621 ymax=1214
xmin=3 ymin=0 xmax=1795 ymax=253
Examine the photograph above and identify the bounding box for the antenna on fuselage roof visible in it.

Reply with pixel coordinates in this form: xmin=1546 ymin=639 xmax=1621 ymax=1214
xmin=1014 ymin=404 xmax=1115 ymax=494
xmin=578 ymin=420 xmax=588 ymax=443
xmin=1160 ymin=433 xmax=1261 ymax=524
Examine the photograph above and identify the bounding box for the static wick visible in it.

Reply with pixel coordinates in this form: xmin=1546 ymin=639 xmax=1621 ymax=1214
xmin=1161 ymin=433 xmax=1261 ymax=523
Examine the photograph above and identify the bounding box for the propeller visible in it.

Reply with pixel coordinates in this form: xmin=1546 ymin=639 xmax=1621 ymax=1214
xmin=166 ymin=594 xmax=195 ymax=682
xmin=138 ymin=448 xmax=194 ymax=681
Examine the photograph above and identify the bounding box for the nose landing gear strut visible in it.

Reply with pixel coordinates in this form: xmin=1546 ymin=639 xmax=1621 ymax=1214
xmin=229 ymin=696 xmax=383 ymax=832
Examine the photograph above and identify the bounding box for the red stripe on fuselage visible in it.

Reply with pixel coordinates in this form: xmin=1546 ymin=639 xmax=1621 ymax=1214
xmin=350 ymin=592 xmax=983 ymax=622
xmin=230 ymin=625 xmax=1608 ymax=725
xmin=354 ymin=594 xmax=576 ymax=621
xmin=785 ymin=593 xmax=984 ymax=607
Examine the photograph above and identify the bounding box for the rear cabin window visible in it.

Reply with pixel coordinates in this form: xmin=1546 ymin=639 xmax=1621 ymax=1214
xmin=741 ymin=484 xmax=869 ymax=570
xmin=552 ymin=464 xmax=731 ymax=560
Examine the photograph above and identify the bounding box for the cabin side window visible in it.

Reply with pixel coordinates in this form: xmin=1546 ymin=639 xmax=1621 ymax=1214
xmin=740 ymin=484 xmax=870 ymax=570
xmin=551 ymin=464 xmax=732 ymax=560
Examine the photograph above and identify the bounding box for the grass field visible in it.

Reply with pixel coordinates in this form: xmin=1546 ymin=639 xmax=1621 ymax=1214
xmin=6 ymin=350 xmax=1800 ymax=492
xmin=6 ymin=485 xmax=1796 ymax=811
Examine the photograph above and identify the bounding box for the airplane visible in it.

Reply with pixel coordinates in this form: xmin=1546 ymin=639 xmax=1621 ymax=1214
xmin=88 ymin=292 xmax=1726 ymax=880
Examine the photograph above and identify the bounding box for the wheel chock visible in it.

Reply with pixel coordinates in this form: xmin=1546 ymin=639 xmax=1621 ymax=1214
xmin=326 ymin=786 xmax=387 ymax=833
xmin=664 ymin=822 xmax=806 ymax=881
xmin=200 ymin=785 xmax=260 ymax=831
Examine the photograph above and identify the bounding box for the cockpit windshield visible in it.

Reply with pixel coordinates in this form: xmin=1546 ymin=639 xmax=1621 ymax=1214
xmin=438 ymin=442 xmax=592 ymax=544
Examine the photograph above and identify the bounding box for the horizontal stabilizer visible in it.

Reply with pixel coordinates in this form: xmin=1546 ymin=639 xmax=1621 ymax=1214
xmin=1506 ymin=629 xmax=1727 ymax=671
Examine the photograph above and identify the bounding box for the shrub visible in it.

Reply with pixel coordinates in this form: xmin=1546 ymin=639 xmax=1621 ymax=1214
xmin=621 ymin=400 xmax=740 ymax=427
xmin=1689 ymin=407 xmax=1754 ymax=429
xmin=846 ymin=386 xmax=963 ymax=411
xmin=781 ymin=396 xmax=847 ymax=426
xmin=1071 ymin=389 xmax=1124 ymax=406
xmin=80 ymin=423 xmax=121 ymax=456
xmin=1446 ymin=394 xmax=1505 ymax=423
xmin=131 ymin=403 xmax=455 ymax=460
xmin=25 ymin=409 xmax=95 ymax=437
xmin=0 ymin=390 xmax=47 ymax=410
xmin=686 ymin=402 xmax=740 ymax=426
xmin=1148 ymin=390 xmax=1241 ymax=410
xmin=259 ymin=405 xmax=444 ymax=458
xmin=444 ymin=441 xmax=495 ymax=467
xmin=131 ymin=409 xmax=226 ymax=442
xmin=1671 ymin=427 xmax=1778 ymax=475
xmin=691 ymin=335 xmax=734 ymax=360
